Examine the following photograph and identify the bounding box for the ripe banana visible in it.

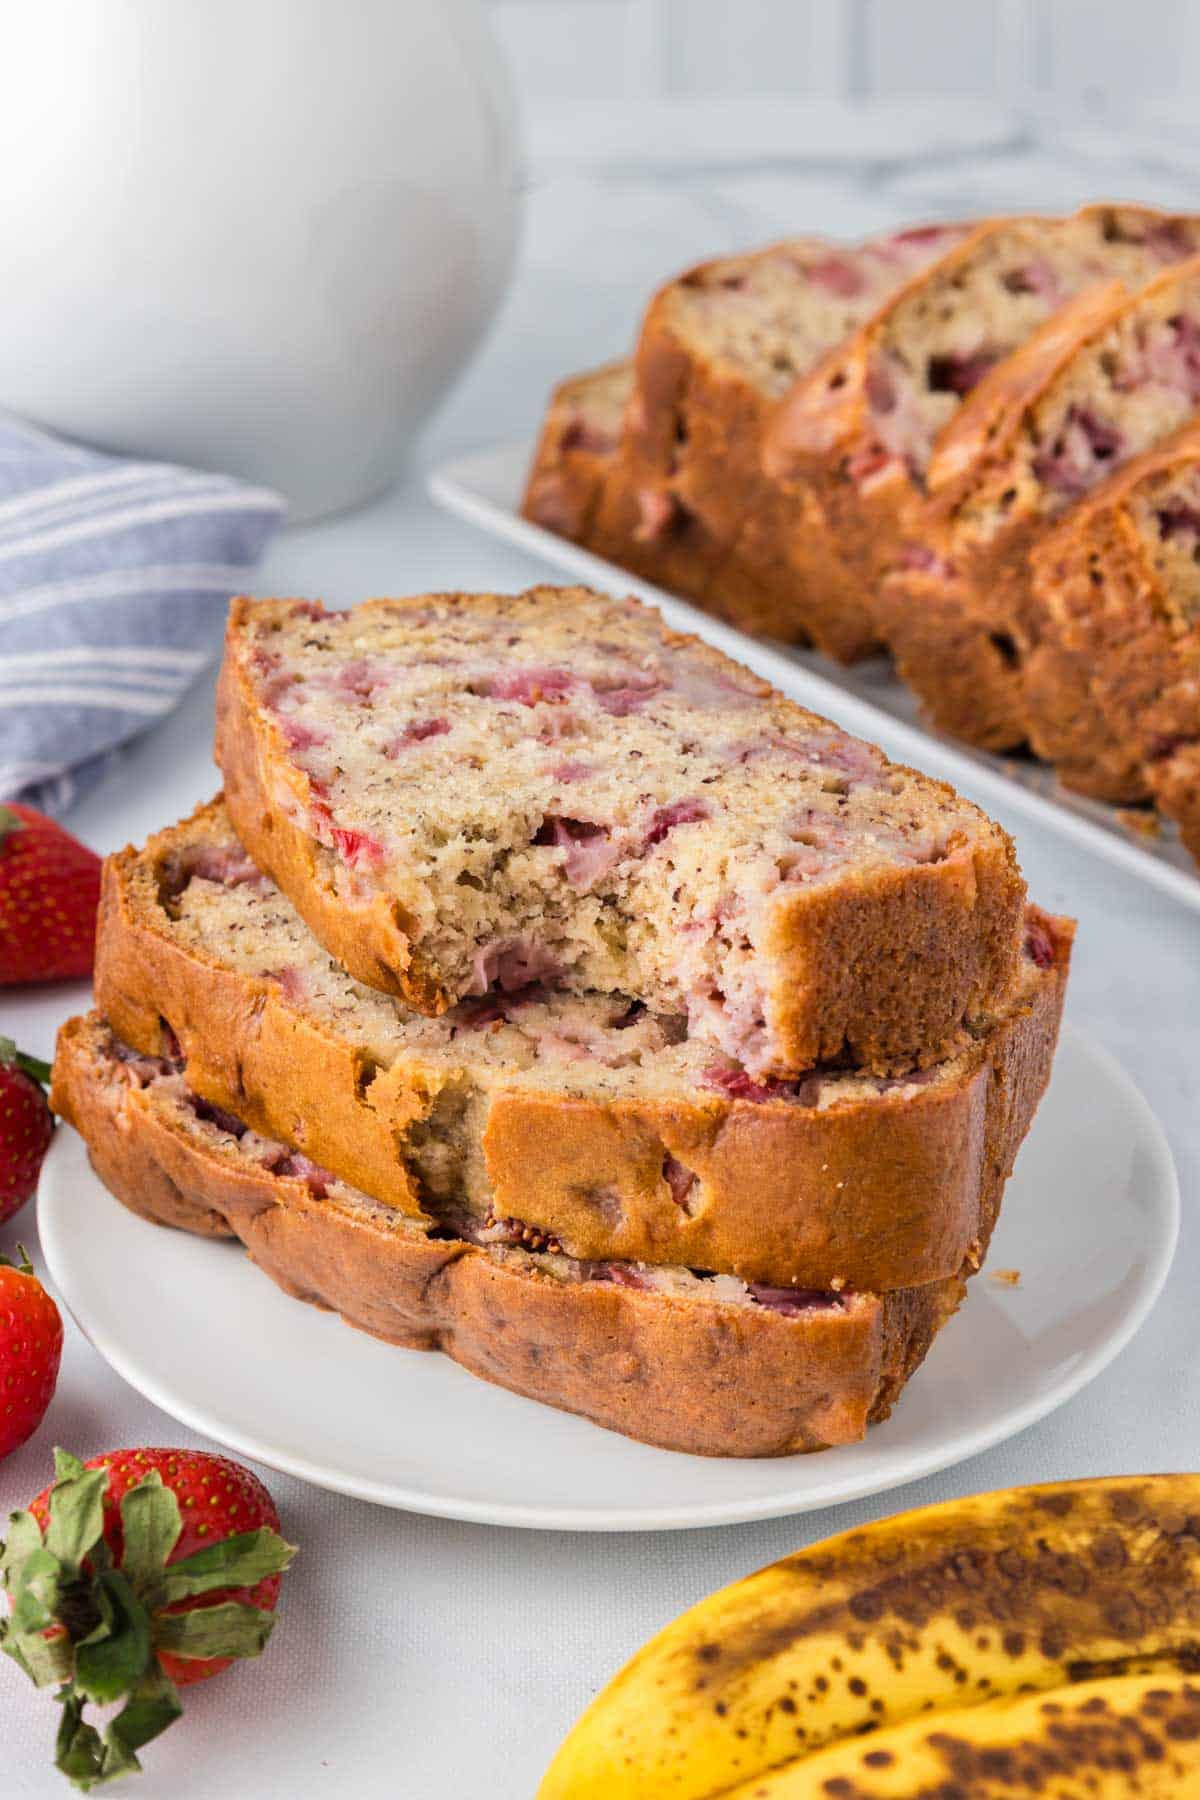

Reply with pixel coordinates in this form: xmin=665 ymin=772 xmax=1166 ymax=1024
xmin=720 ymin=1672 xmax=1200 ymax=1798
xmin=539 ymin=1476 xmax=1200 ymax=1798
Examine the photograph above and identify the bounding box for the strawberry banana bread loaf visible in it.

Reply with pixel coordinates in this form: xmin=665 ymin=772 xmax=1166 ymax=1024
xmin=216 ymin=588 xmax=1027 ymax=1076
xmin=524 ymin=227 xmax=968 ymax=658
xmin=53 ymin=1012 xmax=969 ymax=1456
xmin=1021 ymin=419 xmax=1200 ymax=838
xmin=764 ymin=205 xmax=1200 ymax=607
xmin=95 ymin=800 xmax=1071 ymax=1295
xmin=875 ymin=252 xmax=1200 ymax=753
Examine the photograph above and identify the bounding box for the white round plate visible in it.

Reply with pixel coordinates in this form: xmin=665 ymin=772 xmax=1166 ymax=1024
xmin=39 ymin=1025 xmax=1177 ymax=1532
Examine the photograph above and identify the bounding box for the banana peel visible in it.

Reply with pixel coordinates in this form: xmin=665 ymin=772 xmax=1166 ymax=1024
xmin=722 ymin=1672 xmax=1200 ymax=1797
xmin=539 ymin=1476 xmax=1200 ymax=1798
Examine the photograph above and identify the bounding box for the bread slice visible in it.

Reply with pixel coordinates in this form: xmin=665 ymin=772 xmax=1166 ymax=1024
xmin=1021 ymin=418 xmax=1200 ymax=847
xmin=52 ymin=1013 xmax=968 ymax=1457
xmin=875 ymin=251 xmax=1200 ymax=751
xmin=94 ymin=799 xmax=1071 ymax=1294
xmin=523 ymin=228 xmax=968 ymax=659
xmin=215 ymin=588 xmax=1027 ymax=1076
xmin=764 ymin=205 xmax=1200 ymax=609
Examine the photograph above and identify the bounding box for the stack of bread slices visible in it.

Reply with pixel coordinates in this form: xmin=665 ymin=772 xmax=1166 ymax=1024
xmin=523 ymin=204 xmax=1200 ymax=869
xmin=53 ymin=586 xmax=1073 ymax=1456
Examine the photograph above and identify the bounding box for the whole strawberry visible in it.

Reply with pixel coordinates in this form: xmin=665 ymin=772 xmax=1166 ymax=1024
xmin=0 ymin=1038 xmax=54 ymax=1224
xmin=0 ymin=803 xmax=101 ymax=984
xmin=0 ymin=1248 xmax=63 ymax=1458
xmin=2 ymin=1447 xmax=295 ymax=1789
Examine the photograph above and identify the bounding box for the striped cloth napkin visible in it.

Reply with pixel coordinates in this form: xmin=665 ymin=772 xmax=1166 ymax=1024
xmin=0 ymin=416 xmax=284 ymax=816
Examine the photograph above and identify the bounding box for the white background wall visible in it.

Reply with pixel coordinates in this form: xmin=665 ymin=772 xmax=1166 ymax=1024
xmin=485 ymin=0 xmax=1200 ymax=116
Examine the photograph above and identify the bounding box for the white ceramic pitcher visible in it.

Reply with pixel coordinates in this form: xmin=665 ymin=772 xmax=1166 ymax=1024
xmin=0 ymin=0 xmax=520 ymax=518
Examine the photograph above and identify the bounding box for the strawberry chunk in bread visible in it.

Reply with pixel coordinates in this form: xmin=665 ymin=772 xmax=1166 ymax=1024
xmin=94 ymin=801 xmax=1070 ymax=1293
xmin=53 ymin=1012 xmax=971 ymax=1457
xmin=216 ymin=588 xmax=1027 ymax=1076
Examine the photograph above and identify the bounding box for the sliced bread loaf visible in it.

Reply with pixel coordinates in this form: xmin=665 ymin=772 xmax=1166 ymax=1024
xmin=95 ymin=799 xmax=1070 ymax=1293
xmin=53 ymin=1013 xmax=968 ymax=1457
xmin=215 ymin=588 xmax=1027 ymax=1075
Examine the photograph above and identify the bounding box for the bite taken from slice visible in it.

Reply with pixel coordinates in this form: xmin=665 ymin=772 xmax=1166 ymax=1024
xmin=95 ymin=800 xmax=1071 ymax=1296
xmin=215 ymin=588 xmax=1027 ymax=1078
xmin=52 ymin=1012 xmax=970 ymax=1458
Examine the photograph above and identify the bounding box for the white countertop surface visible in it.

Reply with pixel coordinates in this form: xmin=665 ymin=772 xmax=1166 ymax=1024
xmin=5 ymin=143 xmax=1200 ymax=1798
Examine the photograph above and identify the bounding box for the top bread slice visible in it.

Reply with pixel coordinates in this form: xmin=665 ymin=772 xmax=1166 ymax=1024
xmin=216 ymin=587 xmax=1027 ymax=1077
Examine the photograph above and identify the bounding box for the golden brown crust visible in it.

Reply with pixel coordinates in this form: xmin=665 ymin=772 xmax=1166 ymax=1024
xmin=52 ymin=1014 xmax=964 ymax=1458
xmin=93 ymin=801 xmax=1070 ymax=1292
xmin=215 ymin=591 xmax=1029 ymax=1076
xmin=763 ymin=827 xmax=1025 ymax=1073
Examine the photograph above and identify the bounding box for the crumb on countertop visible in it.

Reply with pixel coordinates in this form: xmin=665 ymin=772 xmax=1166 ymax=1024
xmin=989 ymin=1267 xmax=1021 ymax=1287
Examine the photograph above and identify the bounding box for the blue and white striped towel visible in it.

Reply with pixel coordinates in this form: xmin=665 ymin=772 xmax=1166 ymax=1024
xmin=0 ymin=416 xmax=284 ymax=816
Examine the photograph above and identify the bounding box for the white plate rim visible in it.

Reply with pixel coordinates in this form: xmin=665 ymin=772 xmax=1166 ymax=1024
xmin=429 ymin=438 xmax=1200 ymax=916
xmin=37 ymin=1025 xmax=1179 ymax=1532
